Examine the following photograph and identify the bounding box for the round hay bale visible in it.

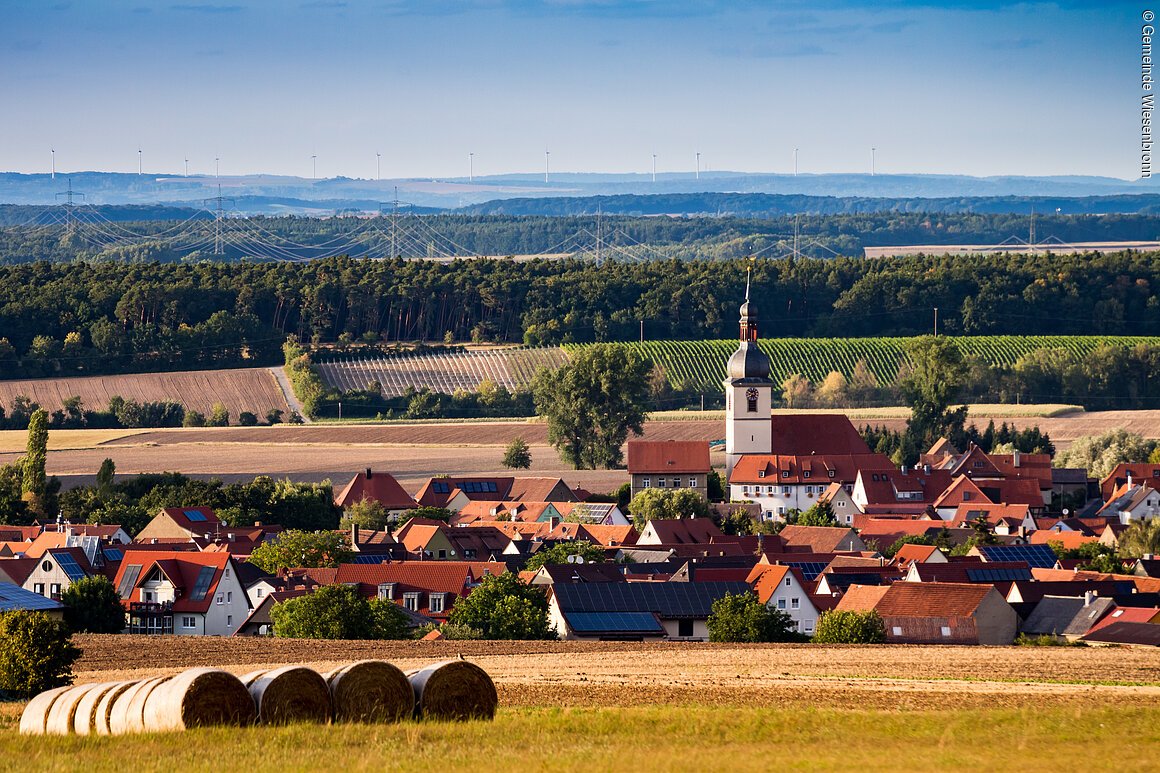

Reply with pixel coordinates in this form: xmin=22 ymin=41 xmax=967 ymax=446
xmin=325 ymin=661 xmax=413 ymax=724
xmin=72 ymin=682 xmax=122 ymax=736
xmin=18 ymin=685 xmax=73 ymax=736
xmin=109 ymin=677 xmax=169 ymax=735
xmin=407 ymin=660 xmax=497 ymax=722
xmin=142 ymin=668 xmax=256 ymax=732
xmin=239 ymin=666 xmax=331 ymax=726
xmin=124 ymin=676 xmax=174 ymax=733
xmin=94 ymin=681 xmax=139 ymax=736
xmin=45 ymin=683 xmax=109 ymax=736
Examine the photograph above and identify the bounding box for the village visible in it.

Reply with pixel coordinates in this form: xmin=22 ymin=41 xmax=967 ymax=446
xmin=2 ymin=292 xmax=1159 ymax=649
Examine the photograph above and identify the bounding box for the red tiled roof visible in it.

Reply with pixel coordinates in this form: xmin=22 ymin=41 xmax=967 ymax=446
xmin=0 ymin=557 xmax=38 ymax=585
xmin=842 ymin=581 xmax=995 ymax=618
xmin=834 ymin=584 xmax=891 ymax=610
xmin=640 ymin=518 xmax=724 ymax=545
xmin=1085 ymin=606 xmax=1160 ymax=634
xmin=748 ymin=564 xmax=790 ymax=604
xmin=1028 ymin=531 xmax=1099 ymax=550
xmin=111 ymin=550 xmax=233 ymax=614
xmin=779 ymin=525 xmax=862 ymax=553
xmin=1100 ymin=463 xmax=1160 ymax=499
xmin=414 ymin=477 xmax=515 ymax=508
xmin=334 ymin=470 xmax=417 ymax=510
xmin=506 ymin=477 xmax=578 ymax=502
xmin=770 ymin=414 xmax=872 ymax=455
xmin=933 ymin=476 xmax=988 ymax=509
xmin=731 ymin=453 xmax=892 ymax=485
xmin=856 ymin=469 xmax=955 ymax=506
xmin=627 ymin=441 xmax=710 ymax=474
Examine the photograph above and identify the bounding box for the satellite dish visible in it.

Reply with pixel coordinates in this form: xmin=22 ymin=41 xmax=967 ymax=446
xmin=566 ymin=555 xmax=585 ymax=564
xmin=1062 ymin=509 xmax=1070 ymax=516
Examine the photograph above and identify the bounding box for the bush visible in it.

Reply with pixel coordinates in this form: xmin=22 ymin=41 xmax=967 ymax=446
xmin=0 ymin=611 xmax=82 ymax=699
xmin=502 ymin=436 xmax=532 ymax=469
xmin=812 ymin=610 xmax=887 ymax=644
xmin=1015 ymin=633 xmax=1086 ymax=647
xmin=60 ymin=576 xmax=125 ymax=633
xmin=271 ymin=585 xmax=408 ymax=639
xmin=448 ymin=573 xmax=555 ymax=640
xmin=414 ymin=622 xmax=484 ymax=640
xmin=238 ymin=411 xmax=259 ymax=426
xmin=707 ymin=592 xmax=805 ymax=642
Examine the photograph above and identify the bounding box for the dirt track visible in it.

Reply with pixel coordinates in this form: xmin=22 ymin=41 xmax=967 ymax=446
xmin=71 ymin=636 xmax=1160 ymax=711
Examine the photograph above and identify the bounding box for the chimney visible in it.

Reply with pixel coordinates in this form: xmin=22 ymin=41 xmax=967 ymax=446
xmin=351 ymin=523 xmax=360 ymax=549
xmin=901 ymin=465 xmax=909 ymax=475
xmin=1013 ymin=450 xmax=1021 ymax=468
xmin=1127 ymin=471 xmax=1134 ymax=488
xmin=923 ymin=464 xmax=931 ymax=474
xmin=1084 ymin=590 xmax=1095 ymax=607
xmin=254 ymin=521 xmax=263 ymax=528
xmin=366 ymin=468 xmax=373 ymax=479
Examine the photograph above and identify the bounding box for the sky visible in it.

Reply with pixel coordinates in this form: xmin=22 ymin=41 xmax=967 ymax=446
xmin=0 ymin=1 xmax=1145 ymax=179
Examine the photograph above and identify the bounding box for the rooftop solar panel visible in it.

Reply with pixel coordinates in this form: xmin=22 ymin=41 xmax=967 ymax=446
xmin=352 ymin=554 xmax=390 ymax=564
xmin=117 ymin=565 xmax=142 ymax=598
xmin=433 ymin=482 xmax=450 ymax=494
xmin=965 ymin=567 xmax=1033 ymax=583
xmin=103 ymin=548 xmax=124 ymax=562
xmin=784 ymin=562 xmax=828 ymax=580
xmin=52 ymin=552 xmax=87 ymax=582
xmin=189 ymin=565 xmax=216 ymax=601
xmin=0 ymin=582 xmax=66 ymax=613
xmin=980 ymin=544 xmax=1057 ymax=570
xmin=565 ymin=611 xmax=665 ymax=634
xmin=183 ymin=509 xmax=208 ymax=522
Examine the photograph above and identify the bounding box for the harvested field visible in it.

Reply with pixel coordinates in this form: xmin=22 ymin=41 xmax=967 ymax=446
xmin=0 ymin=367 xmax=291 ymax=417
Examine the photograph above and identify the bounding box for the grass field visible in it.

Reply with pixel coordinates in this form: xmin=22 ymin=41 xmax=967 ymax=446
xmin=4 ymin=638 xmax=1158 ymax=772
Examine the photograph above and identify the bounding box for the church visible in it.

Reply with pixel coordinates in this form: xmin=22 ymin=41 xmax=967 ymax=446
xmin=722 ymin=279 xmax=893 ymax=521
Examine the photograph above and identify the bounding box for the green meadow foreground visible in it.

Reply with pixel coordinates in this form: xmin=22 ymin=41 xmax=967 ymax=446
xmin=3 ymin=639 xmax=1159 ymax=772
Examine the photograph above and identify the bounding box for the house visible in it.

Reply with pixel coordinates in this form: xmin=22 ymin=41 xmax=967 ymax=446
xmin=0 ymin=582 xmax=66 ymax=620
xmin=747 ymin=564 xmax=820 ymax=634
xmin=134 ymin=507 xmax=221 ymax=543
xmin=330 ymin=560 xmax=504 ymax=620
xmin=779 ymin=525 xmax=866 ymax=553
xmin=1081 ymin=621 xmax=1160 ymax=647
xmin=852 ymin=468 xmax=954 ymax=515
xmin=0 ymin=557 xmax=37 ymax=587
xmin=1097 ymin=482 xmax=1160 ymax=524
xmin=637 ymin=518 xmax=725 ymax=546
xmin=334 ymin=468 xmax=417 ymax=515
xmin=549 ymin=581 xmax=750 ymax=641
xmin=627 ymin=440 xmax=711 ymax=501
xmin=1019 ymin=594 xmax=1116 ymax=640
xmin=21 ymin=547 xmax=93 ymax=600
xmin=394 ymin=518 xmax=457 ymax=559
xmin=904 ymin=560 xmax=1032 ymax=586
xmin=1099 ymin=463 xmax=1160 ymax=501
xmin=954 ymin=504 xmax=1033 ymax=535
xmin=1005 ymin=580 xmax=1134 ymax=605
xmin=892 ymin=543 xmax=947 ymax=569
xmin=818 ymin=483 xmax=863 ymax=526
xmin=234 ymin=589 xmax=308 ymax=636
xmin=1084 ymin=605 xmax=1160 ymax=635
xmin=111 ymin=550 xmax=252 ymax=636
xmin=836 ymin=581 xmax=1018 ymax=645
xmin=970 ymin=543 xmax=1059 ymax=570
xmin=528 ymin=563 xmax=627 ymax=586
xmin=415 ymin=476 xmax=578 ymax=512
xmin=769 ymin=414 xmax=874 ymax=456
xmin=729 ymin=454 xmax=894 ymax=521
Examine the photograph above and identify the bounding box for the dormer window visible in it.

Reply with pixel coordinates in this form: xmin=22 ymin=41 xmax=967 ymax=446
xmin=758 ymin=470 xmax=765 ymax=478
xmin=378 ymin=582 xmax=397 ymax=600
xmin=803 ymin=471 xmax=811 ymax=479
xmin=962 ymin=491 xmax=972 ymax=501
xmin=828 ymin=470 xmax=835 ymax=478
xmin=781 ymin=470 xmax=790 ymax=478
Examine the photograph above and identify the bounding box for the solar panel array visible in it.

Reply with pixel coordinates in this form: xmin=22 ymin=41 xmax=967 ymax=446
xmin=565 ymin=611 xmax=664 ymax=634
xmin=184 ymin=509 xmax=208 ymax=522
xmin=979 ymin=544 xmax=1058 ymax=570
xmin=189 ymin=566 xmax=216 ymax=601
xmin=352 ymin=554 xmax=390 ymax=564
xmin=553 ymin=581 xmax=750 ymax=618
xmin=0 ymin=582 xmax=66 ymax=612
xmin=784 ymin=562 xmax=829 ymax=581
xmin=117 ymin=565 xmax=142 ymax=598
xmin=965 ymin=567 xmax=1033 ymax=583
xmin=103 ymin=548 xmax=124 ymax=562
xmin=460 ymin=481 xmax=499 ymax=494
xmin=432 ymin=482 xmax=451 ymax=494
xmin=52 ymin=552 xmax=87 ymax=582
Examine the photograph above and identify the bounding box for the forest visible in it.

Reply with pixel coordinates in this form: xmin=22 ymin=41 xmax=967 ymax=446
xmin=1 ymin=250 xmax=1159 ymax=380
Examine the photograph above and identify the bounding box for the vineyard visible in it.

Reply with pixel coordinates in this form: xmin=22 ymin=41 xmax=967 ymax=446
xmin=314 ymin=347 xmax=567 ymax=396
xmin=315 ymin=336 xmax=1160 ymax=397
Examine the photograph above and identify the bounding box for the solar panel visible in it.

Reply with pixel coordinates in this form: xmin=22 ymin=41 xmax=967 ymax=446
xmin=103 ymin=548 xmax=124 ymax=562
xmin=966 ymin=567 xmax=1033 ymax=583
xmin=189 ymin=565 xmax=216 ymax=601
xmin=433 ymin=482 xmax=450 ymax=494
xmin=565 ymin=611 xmax=665 ymax=634
xmin=183 ymin=509 xmax=207 ymax=522
xmin=785 ymin=562 xmax=828 ymax=580
xmin=352 ymin=554 xmax=389 ymax=564
xmin=117 ymin=565 xmax=142 ymax=598
xmin=980 ymin=544 xmax=1057 ymax=570
xmin=53 ymin=552 xmax=87 ymax=582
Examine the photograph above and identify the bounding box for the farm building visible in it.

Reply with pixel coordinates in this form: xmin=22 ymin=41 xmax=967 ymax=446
xmin=549 ymin=581 xmax=749 ymax=641
xmin=334 ymin=468 xmax=418 ymax=515
xmin=626 ymin=440 xmax=711 ymax=502
xmin=837 ymin=582 xmax=1018 ymax=645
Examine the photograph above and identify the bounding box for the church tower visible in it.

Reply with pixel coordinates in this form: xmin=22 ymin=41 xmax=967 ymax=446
xmin=723 ymin=272 xmax=774 ymax=479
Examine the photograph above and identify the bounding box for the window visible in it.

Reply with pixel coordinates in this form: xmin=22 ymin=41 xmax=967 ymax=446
xmin=672 ymin=478 xmax=681 ymax=488
xmin=836 ymin=500 xmax=846 ymax=508
xmin=828 ymin=470 xmax=835 ymax=478
xmin=777 ymin=599 xmax=786 ymax=610
xmin=781 ymin=470 xmax=790 ymax=478
xmin=742 ymin=486 xmax=750 ymax=496
xmin=181 ymin=616 xmax=196 ymax=629
xmin=678 ymin=619 xmax=694 ymax=638
xmin=784 ymin=577 xmax=792 ymax=587
xmin=805 ymin=485 xmax=814 ymax=495
xmin=403 ymin=592 xmax=420 ymax=611
xmin=962 ymin=491 xmax=971 ymax=501
xmin=777 ymin=506 xmax=785 ymax=515
xmin=33 ymin=583 xmax=45 ymax=596
xmin=50 ymin=583 xmax=61 ymax=599
xmin=973 ymin=460 xmax=984 ymax=468
xmin=144 ymin=591 xmax=154 ymax=603
xmin=642 ymin=477 xmax=651 ymax=488
xmin=791 ymin=598 xmax=800 ymax=609
xmin=438 ymin=549 xmax=447 ymax=559
xmin=41 ymin=560 xmax=52 ymax=572
xmin=781 ymin=486 xmax=790 ymax=495
xmin=378 ymin=583 xmax=397 ymax=600
xmin=256 ymin=588 xmax=264 ymax=598
xmin=429 ymin=593 xmax=445 ymax=614
xmin=892 ymin=626 xmax=903 ymax=636
xmin=689 ymin=477 xmax=698 ymax=488
xmin=227 ymin=615 xmax=233 ymax=627
xmin=216 ymin=593 xmax=224 ymax=605
xmin=803 ymin=471 xmax=811 ymax=479
xmin=226 ymin=591 xmax=232 ymax=604
xmin=758 ymin=470 xmax=766 ymax=479
xmin=940 ymin=626 xmax=952 ymax=637
xmin=658 ymin=477 xmax=667 ymax=488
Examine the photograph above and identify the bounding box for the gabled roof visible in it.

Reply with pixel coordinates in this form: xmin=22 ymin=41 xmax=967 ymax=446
xmin=535 ymin=563 xmax=627 ymax=585
xmin=0 ymin=581 xmax=65 ymax=613
xmin=110 ymin=550 xmax=234 ymax=614
xmin=856 ymin=468 xmax=955 ymax=506
xmin=1084 ymin=605 xmax=1160 ymax=634
xmin=1099 ymin=463 xmax=1160 ymax=498
xmin=627 ymin=440 xmax=711 ymax=474
xmin=160 ymin=507 xmax=220 ymax=532
xmin=954 ymin=503 xmax=1031 ymax=525
xmin=1021 ymin=595 xmax=1116 ymax=637
xmin=577 ymin=524 xmax=638 ymax=547
xmin=841 ymin=581 xmax=998 ymax=618
xmin=334 ymin=469 xmax=417 ymax=510
xmin=414 ymin=477 xmax=515 ymax=508
xmin=40 ymin=547 xmax=94 ymax=581
xmin=833 ymin=584 xmax=891 ymax=611
xmin=908 ymin=560 xmax=1031 ymax=584
xmin=506 ymin=477 xmax=579 ymax=503
xmin=332 ymin=560 xmax=503 ymax=598
xmin=769 ymin=414 xmax=872 ymax=455
xmin=1027 ymin=530 xmax=1100 ymax=550
xmin=639 ymin=518 xmax=724 ymax=545
xmin=779 ymin=525 xmax=864 ymax=553
xmin=0 ymin=557 xmax=38 ymax=585
xmin=974 ymin=543 xmax=1059 ymax=569
xmin=933 ymin=476 xmax=989 ymax=509
xmin=949 ymin=446 xmax=1004 ymax=478
xmin=975 ymin=478 xmax=1047 ymax=508
xmin=552 ymin=581 xmax=750 ymax=619
xmin=1081 ymin=621 xmax=1160 ymax=647
xmin=731 ymin=453 xmax=893 ymax=485
xmin=892 ymin=543 xmax=941 ymax=566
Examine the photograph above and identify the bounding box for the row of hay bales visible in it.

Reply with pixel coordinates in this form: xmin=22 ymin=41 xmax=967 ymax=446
xmin=21 ymin=658 xmax=497 ymax=736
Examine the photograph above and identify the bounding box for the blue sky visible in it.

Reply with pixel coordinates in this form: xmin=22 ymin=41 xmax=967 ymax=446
xmin=0 ymin=1 xmax=1143 ymax=179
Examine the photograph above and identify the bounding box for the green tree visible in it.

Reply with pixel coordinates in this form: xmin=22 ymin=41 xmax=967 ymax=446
xmin=367 ymin=598 xmax=411 ymax=640
xmin=707 ymin=592 xmax=803 ymax=642
xmin=812 ymin=610 xmax=887 ymax=644
xmin=95 ymin=457 xmax=116 ymax=492
xmin=400 ymin=506 xmax=453 ymax=523
xmin=627 ymin=488 xmax=711 ymax=531
xmin=1054 ymin=429 xmax=1157 ymax=480
xmin=1118 ymin=520 xmax=1160 ymax=559
xmin=718 ymin=507 xmax=756 ymax=536
xmin=900 ymin=336 xmax=969 ymax=463
xmin=532 ymin=344 xmax=649 ymax=469
xmin=884 ymin=534 xmax=936 ymax=559
xmin=60 ymin=576 xmax=125 ymax=633
xmin=340 ymin=498 xmax=390 ymax=531
xmin=21 ymin=409 xmax=49 ymax=516
xmin=183 ymin=410 xmax=206 ymax=427
xmin=523 ymin=541 xmax=607 ymax=572
xmin=794 ymin=500 xmax=838 ymax=527
xmin=502 ymin=436 xmax=532 ymax=469
xmin=271 ymin=585 xmax=382 ymax=639
xmin=0 ymin=611 xmax=81 ymax=699
xmin=447 ymin=572 xmax=555 ymax=640
xmin=706 ymin=469 xmax=725 ymax=501
xmin=207 ymin=403 xmax=230 ymax=427
xmin=237 ymin=411 xmax=259 ymax=426
xmin=248 ymin=529 xmax=353 ymax=573
xmin=266 ymin=408 xmax=284 ymax=425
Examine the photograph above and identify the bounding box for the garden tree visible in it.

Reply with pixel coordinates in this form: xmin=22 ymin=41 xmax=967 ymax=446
xmin=400 ymin=506 xmax=453 ymax=523
xmin=502 ymin=436 xmax=532 ymax=469
xmin=1054 ymin=429 xmax=1157 ymax=480
xmin=248 ymin=529 xmax=354 ymax=573
xmin=21 ymin=409 xmax=48 ymax=516
xmin=780 ymin=373 xmax=813 ymax=408
xmin=627 ymin=487 xmax=711 ymax=531
xmin=532 ymin=344 xmax=649 ymax=469
xmin=717 ymin=507 xmax=757 ymax=536
xmin=815 ymin=371 xmax=849 ymax=407
xmin=447 ymin=572 xmax=555 ymax=640
xmin=413 ymin=622 xmax=483 ymax=640
xmin=812 ymin=610 xmax=887 ymax=644
xmin=237 ymin=411 xmax=259 ymax=426
xmin=339 ymin=498 xmax=390 ymax=531
xmin=523 ymin=540 xmax=607 ymax=572
xmin=60 ymin=576 xmax=125 ymax=633
xmin=707 ymin=592 xmax=804 ymax=643
xmin=794 ymin=500 xmax=838 ymax=527
xmin=0 ymin=611 xmax=81 ymax=698
xmin=271 ymin=585 xmax=409 ymax=639
xmin=207 ymin=403 xmax=230 ymax=427
xmin=949 ymin=514 xmax=1001 ymax=556
xmin=95 ymin=458 xmax=115 ymax=492
xmin=900 ymin=336 xmax=969 ymax=462
xmin=613 ymin=482 xmax=632 ymax=510
xmin=706 ymin=470 xmax=725 ymax=501
xmin=1118 ymin=520 xmax=1160 ymax=559
xmin=884 ymin=534 xmax=936 ymax=559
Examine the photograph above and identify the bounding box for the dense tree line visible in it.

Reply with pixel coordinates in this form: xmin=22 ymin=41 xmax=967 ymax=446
xmin=1 ymin=251 xmax=1159 ymax=380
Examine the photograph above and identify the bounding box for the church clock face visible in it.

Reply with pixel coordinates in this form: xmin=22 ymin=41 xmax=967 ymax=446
xmin=745 ymin=387 xmax=759 ymax=413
